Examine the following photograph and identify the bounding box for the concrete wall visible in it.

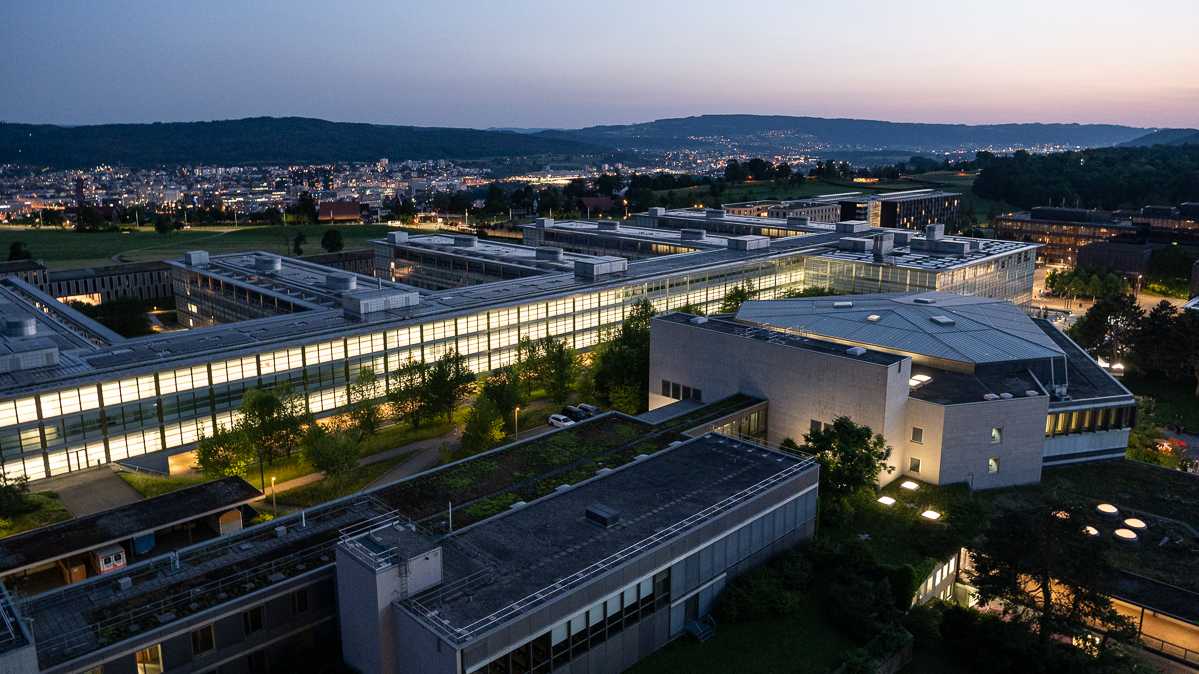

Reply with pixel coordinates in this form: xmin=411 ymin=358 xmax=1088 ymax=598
xmin=938 ymin=395 xmax=1048 ymax=489
xmin=650 ymin=318 xmax=908 ymax=483
xmin=336 ymin=545 xmax=404 ymax=674
xmin=1043 ymin=428 xmax=1130 ymax=464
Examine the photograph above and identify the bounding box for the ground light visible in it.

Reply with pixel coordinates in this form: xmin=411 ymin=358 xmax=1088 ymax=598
xmin=1113 ymin=528 xmax=1138 ymax=542
xmin=920 ymin=510 xmax=941 ymax=520
xmin=1096 ymin=503 xmax=1119 ymax=515
xmin=1123 ymin=518 xmax=1147 ymax=529
xmin=900 ymin=480 xmax=919 ymax=491
xmin=877 ymin=496 xmax=896 ymax=506
xmin=1084 ymin=526 xmax=1099 ymax=536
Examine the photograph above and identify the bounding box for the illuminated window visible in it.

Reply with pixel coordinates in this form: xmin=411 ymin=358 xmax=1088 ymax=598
xmin=135 ymin=644 xmax=164 ymax=674
xmin=987 ymin=457 xmax=1000 ymax=474
xmin=990 ymin=427 xmax=1002 ymax=444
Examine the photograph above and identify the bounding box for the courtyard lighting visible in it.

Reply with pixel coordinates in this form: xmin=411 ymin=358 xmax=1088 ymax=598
xmin=1113 ymin=528 xmax=1138 ymax=542
xmin=920 ymin=510 xmax=941 ymax=520
xmin=1083 ymin=526 xmax=1099 ymax=536
xmin=877 ymin=496 xmax=896 ymax=506
xmin=1123 ymin=518 xmax=1146 ymax=529
xmin=900 ymin=480 xmax=919 ymax=491
xmin=1096 ymin=503 xmax=1118 ymax=515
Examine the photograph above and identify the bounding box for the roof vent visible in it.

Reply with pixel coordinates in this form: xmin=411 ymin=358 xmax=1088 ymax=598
xmin=833 ymin=301 xmax=853 ymax=308
xmin=597 ymin=220 xmax=620 ymax=231
xmin=184 ymin=250 xmax=210 ymax=267
xmin=535 ymin=246 xmax=564 ymax=262
xmin=689 ymin=316 xmax=708 ymax=324
xmin=585 ymin=503 xmax=620 ymax=528
xmin=913 ymin=297 xmax=936 ymax=305
xmin=929 ymin=315 xmax=956 ymax=326
xmin=325 ymin=274 xmax=357 ymax=292
xmin=983 ymin=393 xmax=1000 ymax=401
xmin=999 ymin=392 xmax=1013 ymax=399
xmin=846 ymin=346 xmax=867 ymax=356
xmin=254 ymin=255 xmax=282 ymax=274
xmin=1026 ymin=390 xmax=1040 ymax=397
xmin=387 ymin=231 xmax=409 ymax=244
xmin=534 ymin=217 xmax=555 ymax=228
xmin=866 ymin=314 xmax=881 ymax=322
xmin=705 ymin=208 xmax=726 ymax=219
xmin=449 ymin=234 xmax=477 ymax=248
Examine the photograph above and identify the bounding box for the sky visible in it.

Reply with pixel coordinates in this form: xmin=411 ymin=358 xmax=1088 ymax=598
xmin=1 ymin=0 xmax=1196 ymax=130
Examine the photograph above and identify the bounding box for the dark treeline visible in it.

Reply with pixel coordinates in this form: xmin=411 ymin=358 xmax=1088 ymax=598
xmin=973 ymin=145 xmax=1199 ymax=210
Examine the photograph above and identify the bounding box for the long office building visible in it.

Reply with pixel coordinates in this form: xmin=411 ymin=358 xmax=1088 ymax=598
xmin=650 ymin=292 xmax=1137 ymax=489
xmin=0 ymin=410 xmax=819 ymax=674
xmin=993 ymin=207 xmax=1144 ymax=265
xmin=0 ymin=221 xmax=1033 ymax=484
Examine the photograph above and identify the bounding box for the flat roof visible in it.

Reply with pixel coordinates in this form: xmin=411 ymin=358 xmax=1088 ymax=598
xmin=736 ymin=292 xmax=1064 ymax=366
xmin=399 ymin=434 xmax=813 ymax=643
xmin=1033 ymin=318 xmax=1132 ymax=404
xmin=0 ymin=476 xmax=261 ymax=576
xmin=813 ymin=233 xmax=1036 ymax=272
xmin=388 ymin=233 xmax=609 ymax=269
xmin=528 ymin=220 xmax=741 ymax=249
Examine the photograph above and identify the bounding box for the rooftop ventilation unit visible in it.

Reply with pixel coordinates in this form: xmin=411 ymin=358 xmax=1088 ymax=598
xmin=647 ymin=207 xmax=666 ymax=217
xmin=929 ymin=315 xmax=956 ymax=326
xmin=681 ymin=229 xmax=706 ymax=241
xmin=449 ymin=235 xmax=477 ymax=248
xmin=835 ymin=220 xmax=871 ymax=234
xmin=837 ymin=237 xmax=872 ymax=252
xmin=924 ymin=223 xmax=945 ymax=241
xmin=535 ymin=247 xmax=564 ymax=262
xmin=999 ymin=392 xmax=1013 ymax=399
xmin=325 ymin=274 xmax=357 ymax=292
xmin=4 ymin=318 xmax=35 ymax=338
xmin=705 ymin=208 xmax=726 ymax=219
xmin=846 ymin=346 xmax=867 ymax=356
xmin=574 ymin=257 xmax=628 ymax=279
xmin=913 ymin=297 xmax=937 ymax=305
xmin=534 ymin=217 xmax=555 ymax=228
xmin=728 ymin=235 xmax=770 ymax=251
xmin=585 ymin=503 xmax=620 ymax=528
xmin=254 ymin=255 xmax=282 ymax=274
xmin=833 ymin=301 xmax=853 ymax=308
xmin=387 ymin=231 xmax=409 ymax=244
xmin=184 ymin=250 xmax=209 ymax=267
xmin=787 ymin=215 xmax=811 ymax=227
xmin=689 ymin=316 xmax=708 ymax=324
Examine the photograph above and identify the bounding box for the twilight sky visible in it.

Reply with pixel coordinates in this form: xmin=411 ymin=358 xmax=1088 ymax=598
xmin=2 ymin=0 xmax=1196 ymax=129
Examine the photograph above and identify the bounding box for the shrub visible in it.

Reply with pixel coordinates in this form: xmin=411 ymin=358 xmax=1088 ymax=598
xmin=301 ymin=425 xmax=360 ymax=477
xmin=902 ymin=602 xmax=944 ymax=646
xmin=0 ymin=477 xmax=34 ymax=517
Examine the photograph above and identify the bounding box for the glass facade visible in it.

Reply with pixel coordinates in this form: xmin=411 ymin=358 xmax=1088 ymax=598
xmin=1044 ymin=404 xmax=1135 ymax=438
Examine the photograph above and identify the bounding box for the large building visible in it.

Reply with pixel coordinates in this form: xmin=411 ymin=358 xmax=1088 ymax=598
xmin=649 ymin=292 xmax=1136 ymax=490
xmin=994 ymin=207 xmax=1145 ymax=265
xmin=719 ymin=190 xmax=960 ymax=230
xmin=0 ymin=414 xmax=819 ymax=674
xmin=0 ymin=222 xmax=1033 ymax=484
xmin=721 ymin=197 xmax=845 ymax=223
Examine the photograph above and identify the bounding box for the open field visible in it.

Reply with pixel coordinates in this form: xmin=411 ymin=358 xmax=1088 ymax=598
xmin=0 ymin=223 xmax=397 ymax=269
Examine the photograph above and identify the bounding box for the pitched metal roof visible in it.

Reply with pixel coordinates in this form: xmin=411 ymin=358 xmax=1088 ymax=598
xmin=735 ymin=292 xmax=1064 ymax=365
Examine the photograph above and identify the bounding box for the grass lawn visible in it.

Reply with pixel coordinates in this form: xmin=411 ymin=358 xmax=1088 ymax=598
xmin=0 ymin=492 xmax=72 ymax=538
xmin=358 ymin=417 xmax=458 ymax=457
xmin=0 ymin=223 xmax=397 ymax=269
xmin=1121 ymin=373 xmax=1199 ymax=433
xmin=275 ymin=454 xmax=413 ymax=508
xmin=119 ymin=452 xmax=316 ymax=498
xmin=118 ymin=471 xmax=211 ymax=498
xmin=629 ymin=595 xmax=856 ymax=674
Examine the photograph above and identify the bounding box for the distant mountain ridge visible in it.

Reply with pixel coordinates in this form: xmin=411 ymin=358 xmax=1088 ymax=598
xmin=538 ymin=114 xmax=1150 ymax=152
xmin=0 ymin=117 xmax=597 ymax=168
xmin=1119 ymin=128 xmax=1199 ymax=147
xmin=0 ymin=114 xmax=1160 ymax=168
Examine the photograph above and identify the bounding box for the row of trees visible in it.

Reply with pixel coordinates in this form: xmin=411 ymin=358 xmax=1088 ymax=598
xmin=1044 ymin=268 xmax=1127 ymax=301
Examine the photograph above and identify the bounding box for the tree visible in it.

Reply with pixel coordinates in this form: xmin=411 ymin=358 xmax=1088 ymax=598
xmin=320 ymin=229 xmax=344 ymax=253
xmin=195 ymin=425 xmax=255 ymax=478
xmin=153 ymin=213 xmax=174 ymax=235
xmin=801 ymin=416 xmax=893 ymax=501
xmin=291 ymin=232 xmax=306 ymax=256
xmin=301 ymin=424 xmax=359 ymax=476
xmin=288 ymin=191 xmax=318 ymax=224
xmin=1069 ymin=293 xmax=1143 ymax=362
xmin=1129 ymin=301 xmax=1177 ymax=376
xmin=1173 ymin=310 xmax=1199 ymax=397
xmin=387 ymin=358 xmax=430 ymax=427
xmin=592 ymin=299 xmax=655 ymax=412
xmin=7 ymin=241 xmax=31 ymax=261
xmin=969 ymin=499 xmax=1137 ymax=659
xmin=781 ymin=286 xmax=837 ymax=299
xmin=461 ymin=395 xmax=506 ymax=454
xmin=423 ymin=351 xmax=474 ymax=421
xmin=239 ymin=384 xmax=304 ymax=488
xmin=346 ymin=367 xmax=383 ymax=437
xmin=540 ymin=337 xmax=577 ymax=404
xmin=480 ymin=366 xmax=525 ymax=430
xmin=718 ymin=282 xmax=754 ymax=314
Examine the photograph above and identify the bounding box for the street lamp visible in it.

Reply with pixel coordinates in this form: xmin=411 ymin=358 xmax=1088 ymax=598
xmin=1135 ymin=274 xmax=1142 ymax=300
xmin=514 ymin=406 xmax=521 ymax=440
xmin=271 ymin=476 xmax=277 ymax=516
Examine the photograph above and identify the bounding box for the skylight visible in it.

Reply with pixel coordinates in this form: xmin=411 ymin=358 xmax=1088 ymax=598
xmin=908 ymin=373 xmax=933 ymax=388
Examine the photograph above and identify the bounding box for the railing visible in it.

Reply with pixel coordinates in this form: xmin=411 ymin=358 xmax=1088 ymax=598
xmin=1140 ymin=634 xmax=1199 ymax=666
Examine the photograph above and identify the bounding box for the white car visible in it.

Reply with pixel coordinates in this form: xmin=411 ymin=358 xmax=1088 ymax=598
xmin=548 ymin=414 xmax=576 ymax=429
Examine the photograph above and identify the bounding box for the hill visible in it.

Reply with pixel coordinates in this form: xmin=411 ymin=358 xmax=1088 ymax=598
xmin=0 ymin=117 xmax=598 ymax=167
xmin=541 ymin=114 xmax=1149 ymax=152
xmin=1120 ymin=128 xmax=1199 ymax=147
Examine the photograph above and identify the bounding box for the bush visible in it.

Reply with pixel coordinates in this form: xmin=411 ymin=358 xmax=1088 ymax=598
xmin=0 ymin=477 xmax=34 ymax=517
xmin=884 ymin=564 xmax=919 ymax=610
xmin=301 ymin=425 xmax=360 ymax=476
xmin=902 ymin=602 xmax=944 ymax=646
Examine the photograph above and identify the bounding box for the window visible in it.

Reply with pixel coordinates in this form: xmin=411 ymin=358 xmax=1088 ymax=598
xmin=243 ymin=605 xmax=264 ymax=635
xmin=987 ymin=457 xmax=1000 ymax=474
xmin=909 ymin=457 xmax=921 ymax=473
xmin=292 ymin=588 xmax=309 ymax=614
xmin=192 ymin=624 xmax=215 ymax=655
xmin=810 ymin=419 xmax=822 ymax=435
xmin=135 ymin=644 xmax=164 ymax=674
xmin=661 ymin=379 xmax=670 ymax=397
xmin=990 ymin=427 xmax=1002 ymax=444
xmin=911 ymin=427 xmax=923 ymax=444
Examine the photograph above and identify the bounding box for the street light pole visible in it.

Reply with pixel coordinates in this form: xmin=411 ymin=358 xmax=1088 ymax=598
xmin=514 ymin=406 xmax=520 ymax=440
xmin=271 ymin=476 xmax=277 ymax=516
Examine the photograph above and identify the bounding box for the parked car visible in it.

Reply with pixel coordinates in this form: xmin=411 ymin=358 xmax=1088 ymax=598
xmin=561 ymin=405 xmax=588 ymax=422
xmin=577 ymin=403 xmax=601 ymax=417
xmin=548 ymin=414 xmax=576 ymax=429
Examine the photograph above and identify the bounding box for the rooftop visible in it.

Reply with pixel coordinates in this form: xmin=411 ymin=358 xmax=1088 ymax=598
xmin=383 ymin=233 xmax=611 ymax=271
xmin=1032 ymin=318 xmax=1132 ymax=403
xmin=398 ymin=433 xmax=813 ymax=644
xmin=0 ymin=476 xmax=261 ymax=577
xmin=735 ymin=292 xmax=1064 ymax=366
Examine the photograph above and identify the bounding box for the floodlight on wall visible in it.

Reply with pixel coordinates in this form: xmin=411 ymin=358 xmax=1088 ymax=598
xmin=877 ymin=496 xmax=896 ymax=506
xmin=900 ymin=480 xmax=919 ymax=491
